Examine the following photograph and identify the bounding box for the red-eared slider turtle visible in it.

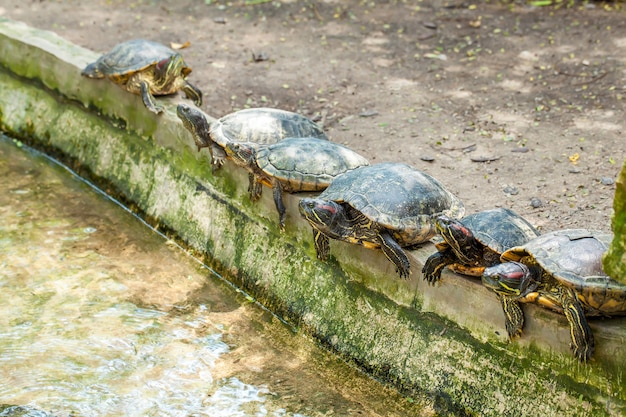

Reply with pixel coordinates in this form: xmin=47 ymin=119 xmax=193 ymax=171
xmin=82 ymin=39 xmax=202 ymax=114
xmin=224 ymin=137 xmax=369 ymax=229
xmin=298 ymin=163 xmax=465 ymax=279
xmin=422 ymin=208 xmax=540 ymax=284
xmin=482 ymin=229 xmax=626 ymax=361
xmin=176 ymin=104 xmax=327 ymax=170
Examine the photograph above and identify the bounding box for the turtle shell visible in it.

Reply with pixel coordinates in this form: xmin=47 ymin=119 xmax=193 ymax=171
xmin=460 ymin=208 xmax=540 ymax=255
xmin=88 ymin=39 xmax=183 ymax=76
xmin=318 ymin=162 xmax=465 ymax=245
xmin=210 ymin=108 xmax=327 ymax=148
xmin=255 ymin=137 xmax=369 ymax=192
xmin=502 ymin=229 xmax=626 ymax=315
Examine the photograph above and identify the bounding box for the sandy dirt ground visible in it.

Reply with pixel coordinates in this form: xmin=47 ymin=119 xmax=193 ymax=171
xmin=2 ymin=0 xmax=625 ymax=233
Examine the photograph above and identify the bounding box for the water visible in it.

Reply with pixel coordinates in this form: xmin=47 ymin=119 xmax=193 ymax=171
xmin=0 ymin=135 xmax=427 ymax=417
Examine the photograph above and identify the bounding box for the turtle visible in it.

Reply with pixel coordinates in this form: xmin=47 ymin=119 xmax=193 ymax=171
xmin=481 ymin=229 xmax=626 ymax=361
xmin=223 ymin=137 xmax=369 ymax=229
xmin=176 ymin=104 xmax=327 ymax=170
xmin=82 ymin=39 xmax=202 ymax=114
xmin=422 ymin=208 xmax=540 ymax=284
xmin=298 ymin=162 xmax=465 ymax=279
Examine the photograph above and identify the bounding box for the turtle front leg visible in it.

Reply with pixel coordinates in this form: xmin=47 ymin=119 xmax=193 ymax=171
xmin=271 ymin=182 xmax=288 ymax=230
xmin=499 ymin=295 xmax=524 ymax=338
xmin=313 ymin=229 xmax=330 ymax=261
xmin=559 ymin=287 xmax=594 ymax=361
xmin=139 ymin=81 xmax=164 ymax=114
xmin=248 ymin=174 xmax=263 ymax=201
xmin=183 ymin=81 xmax=203 ymax=106
xmin=422 ymin=247 xmax=456 ymax=285
xmin=377 ymin=232 xmax=411 ymax=279
xmin=209 ymin=145 xmax=227 ymax=172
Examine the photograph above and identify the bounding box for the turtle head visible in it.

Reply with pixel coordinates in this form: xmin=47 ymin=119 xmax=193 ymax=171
xmin=435 ymin=215 xmax=476 ymax=263
xmin=176 ymin=104 xmax=212 ymax=151
xmin=482 ymin=262 xmax=538 ymax=297
xmin=223 ymin=141 xmax=257 ymax=169
xmin=81 ymin=61 xmax=104 ymax=78
xmin=299 ymin=198 xmax=344 ymax=235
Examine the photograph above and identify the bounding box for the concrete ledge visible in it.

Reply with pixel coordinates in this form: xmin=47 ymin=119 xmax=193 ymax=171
xmin=1 ymin=18 xmax=624 ymax=416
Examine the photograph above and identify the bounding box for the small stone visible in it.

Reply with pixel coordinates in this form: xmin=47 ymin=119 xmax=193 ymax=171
xmin=511 ymin=147 xmax=529 ymax=153
xmin=471 ymin=155 xmax=500 ymax=162
xmin=503 ymin=185 xmax=519 ymax=195
xmin=359 ymin=109 xmax=379 ymax=118
xmin=530 ymin=197 xmax=542 ymax=208
xmin=420 ymin=155 xmax=435 ymax=162
xmin=463 ymin=144 xmax=477 ymax=153
xmin=252 ymin=51 xmax=269 ymax=62
xmin=600 ymin=177 xmax=615 ymax=186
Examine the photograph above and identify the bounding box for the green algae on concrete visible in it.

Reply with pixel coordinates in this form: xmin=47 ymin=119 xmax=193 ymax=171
xmin=604 ymin=159 xmax=626 ymax=283
xmin=1 ymin=18 xmax=626 ymax=417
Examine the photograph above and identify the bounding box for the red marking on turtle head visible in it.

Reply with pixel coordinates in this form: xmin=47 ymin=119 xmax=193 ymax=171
xmin=504 ymin=270 xmax=524 ymax=281
xmin=451 ymin=223 xmax=472 ymax=238
xmin=156 ymin=58 xmax=170 ymax=70
xmin=317 ymin=202 xmax=337 ymax=214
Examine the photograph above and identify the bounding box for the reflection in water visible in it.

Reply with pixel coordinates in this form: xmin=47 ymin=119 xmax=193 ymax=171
xmin=0 ymin=135 xmax=425 ymax=417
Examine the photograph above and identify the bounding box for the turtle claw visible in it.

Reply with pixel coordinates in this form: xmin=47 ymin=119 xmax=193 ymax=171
xmin=210 ymin=145 xmax=227 ymax=170
xmin=397 ymin=266 xmax=412 ymax=280
xmin=146 ymin=103 xmax=164 ymax=114
xmin=211 ymin=156 xmax=225 ymax=172
xmin=422 ymin=249 xmax=456 ymax=286
xmin=211 ymin=161 xmax=223 ymax=174
xmin=571 ymin=342 xmax=594 ymax=362
xmin=422 ymin=270 xmax=442 ymax=286
xmin=505 ymin=321 xmax=524 ymax=340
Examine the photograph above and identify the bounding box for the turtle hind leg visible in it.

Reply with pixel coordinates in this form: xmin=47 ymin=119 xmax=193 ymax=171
xmin=139 ymin=81 xmax=164 ymax=114
xmin=183 ymin=81 xmax=203 ymax=106
xmin=560 ymin=287 xmax=594 ymax=361
xmin=378 ymin=232 xmax=411 ymax=279
xmin=499 ymin=295 xmax=524 ymax=338
xmin=422 ymin=248 xmax=456 ymax=285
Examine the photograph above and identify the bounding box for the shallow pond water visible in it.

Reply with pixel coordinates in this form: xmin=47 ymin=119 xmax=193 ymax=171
xmin=0 ymin=135 xmax=429 ymax=417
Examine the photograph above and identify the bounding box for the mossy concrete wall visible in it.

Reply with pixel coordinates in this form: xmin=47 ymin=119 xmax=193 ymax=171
xmin=604 ymin=160 xmax=626 ymax=284
xmin=1 ymin=18 xmax=625 ymax=416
